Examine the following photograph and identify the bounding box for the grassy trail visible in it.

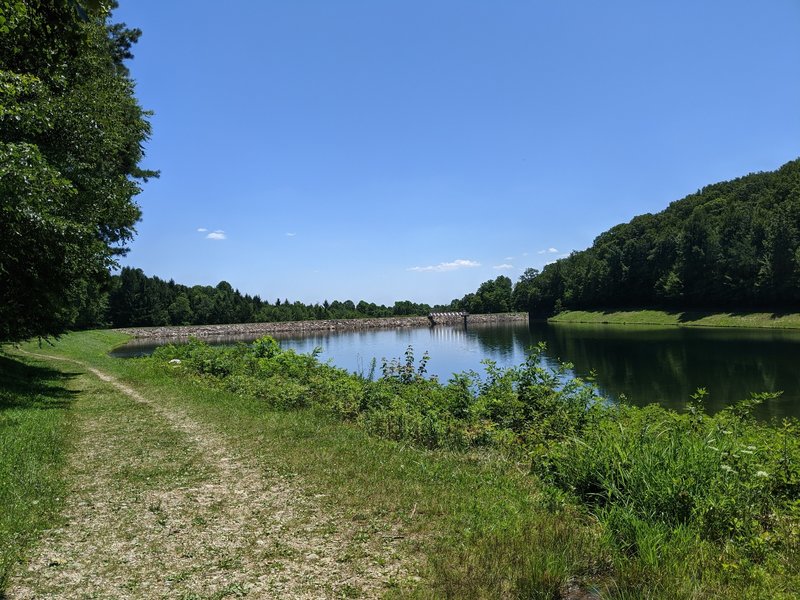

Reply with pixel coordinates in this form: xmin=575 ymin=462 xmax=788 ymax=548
xmin=3 ymin=331 xmax=599 ymax=599
xmin=12 ymin=330 xmax=793 ymax=597
xmin=4 ymin=346 xmax=411 ymax=598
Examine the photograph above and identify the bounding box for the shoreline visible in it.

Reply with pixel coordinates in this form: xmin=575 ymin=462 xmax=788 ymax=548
xmin=548 ymin=309 xmax=800 ymax=329
xmin=114 ymin=312 xmax=529 ymax=340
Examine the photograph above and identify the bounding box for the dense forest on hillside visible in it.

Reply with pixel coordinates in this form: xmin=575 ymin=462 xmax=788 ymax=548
xmin=513 ymin=159 xmax=800 ymax=314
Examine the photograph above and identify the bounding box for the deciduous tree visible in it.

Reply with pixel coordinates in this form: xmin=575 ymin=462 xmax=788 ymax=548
xmin=0 ymin=1 xmax=154 ymax=341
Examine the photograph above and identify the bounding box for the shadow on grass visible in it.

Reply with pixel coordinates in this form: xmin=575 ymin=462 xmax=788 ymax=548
xmin=673 ymin=310 xmax=710 ymax=323
xmin=592 ymin=307 xmax=797 ymax=324
xmin=675 ymin=309 xmax=798 ymax=323
xmin=0 ymin=354 xmax=79 ymax=412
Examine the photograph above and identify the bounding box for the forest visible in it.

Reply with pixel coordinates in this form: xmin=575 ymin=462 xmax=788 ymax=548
xmin=512 ymin=159 xmax=800 ymax=315
xmin=105 ymin=267 xmax=448 ymax=327
xmin=102 ymin=268 xmax=525 ymax=328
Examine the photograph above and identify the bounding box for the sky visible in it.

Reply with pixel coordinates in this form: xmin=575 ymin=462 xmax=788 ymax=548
xmin=113 ymin=1 xmax=800 ymax=306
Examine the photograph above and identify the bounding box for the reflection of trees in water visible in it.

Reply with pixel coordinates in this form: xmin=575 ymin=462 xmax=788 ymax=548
xmin=534 ymin=324 xmax=800 ymax=419
xmin=465 ymin=323 xmax=522 ymax=359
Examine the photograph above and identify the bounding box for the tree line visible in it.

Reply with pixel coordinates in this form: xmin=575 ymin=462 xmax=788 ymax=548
xmin=513 ymin=159 xmax=800 ymax=314
xmin=109 ymin=157 xmax=800 ymax=328
xmin=105 ymin=267 xmax=448 ymax=327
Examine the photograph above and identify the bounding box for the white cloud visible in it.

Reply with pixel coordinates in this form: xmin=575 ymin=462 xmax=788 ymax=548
xmin=493 ymin=264 xmax=514 ymax=270
xmin=537 ymin=247 xmax=559 ymax=254
xmin=206 ymin=230 xmax=226 ymax=240
xmin=286 ymin=232 xmax=296 ymax=237
xmin=545 ymin=254 xmax=570 ymax=264
xmin=408 ymin=259 xmax=481 ymax=273
xmin=504 ymin=256 xmax=514 ymax=261
xmin=197 ymin=227 xmax=208 ymax=232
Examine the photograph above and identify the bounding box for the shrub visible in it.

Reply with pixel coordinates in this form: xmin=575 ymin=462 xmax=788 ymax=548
xmin=151 ymin=337 xmax=800 ymax=567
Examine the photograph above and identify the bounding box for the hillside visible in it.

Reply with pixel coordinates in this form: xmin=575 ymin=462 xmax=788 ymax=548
xmin=514 ymin=159 xmax=800 ymax=314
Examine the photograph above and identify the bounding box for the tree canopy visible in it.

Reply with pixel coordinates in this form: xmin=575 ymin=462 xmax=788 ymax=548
xmin=105 ymin=267 xmax=446 ymax=328
xmin=0 ymin=1 xmax=154 ymax=341
xmin=513 ymin=159 xmax=800 ymax=314
xmin=450 ymin=275 xmax=513 ymax=314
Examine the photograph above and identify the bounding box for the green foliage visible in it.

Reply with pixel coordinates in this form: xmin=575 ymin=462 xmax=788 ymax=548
xmin=104 ymin=267 xmax=447 ymax=328
xmin=511 ymin=159 xmax=800 ymax=314
xmin=0 ymin=1 xmax=154 ymax=341
xmin=151 ymin=336 xmax=800 ymax=585
xmin=451 ymin=275 xmax=514 ymax=314
xmin=0 ymin=353 xmax=72 ymax=588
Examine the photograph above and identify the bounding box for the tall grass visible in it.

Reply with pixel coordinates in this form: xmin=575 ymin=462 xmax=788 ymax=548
xmin=153 ymin=337 xmax=800 ymax=596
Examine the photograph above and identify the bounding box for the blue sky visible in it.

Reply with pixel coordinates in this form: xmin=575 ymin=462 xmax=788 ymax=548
xmin=114 ymin=1 xmax=800 ymax=306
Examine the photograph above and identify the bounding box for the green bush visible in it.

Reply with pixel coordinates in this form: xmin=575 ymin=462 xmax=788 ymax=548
xmin=151 ymin=336 xmax=800 ymax=571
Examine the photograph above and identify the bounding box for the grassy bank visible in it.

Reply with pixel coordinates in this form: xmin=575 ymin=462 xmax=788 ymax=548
xmin=3 ymin=332 xmax=603 ymax=597
xmin=0 ymin=350 xmax=77 ymax=588
xmin=147 ymin=335 xmax=800 ymax=596
xmin=549 ymin=309 xmax=800 ymax=329
xmin=3 ymin=331 xmax=799 ymax=597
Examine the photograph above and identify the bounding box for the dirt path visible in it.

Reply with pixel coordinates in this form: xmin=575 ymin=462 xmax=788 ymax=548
xmin=6 ymin=353 xmax=409 ymax=598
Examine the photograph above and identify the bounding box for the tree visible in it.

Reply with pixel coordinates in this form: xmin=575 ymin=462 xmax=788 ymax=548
xmin=168 ymin=294 xmax=193 ymax=325
xmin=511 ymin=268 xmax=539 ymax=311
xmin=0 ymin=1 xmax=154 ymax=341
xmin=507 ymin=159 xmax=800 ymax=313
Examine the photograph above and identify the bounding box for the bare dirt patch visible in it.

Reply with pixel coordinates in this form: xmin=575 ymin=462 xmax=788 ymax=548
xmin=7 ymin=353 xmax=410 ymax=598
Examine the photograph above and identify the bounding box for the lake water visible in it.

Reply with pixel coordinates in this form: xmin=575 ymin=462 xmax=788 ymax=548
xmin=112 ymin=321 xmax=800 ymax=420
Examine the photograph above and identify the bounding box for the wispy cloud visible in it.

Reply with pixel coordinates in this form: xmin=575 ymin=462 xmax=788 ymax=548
xmin=537 ymin=247 xmax=559 ymax=255
xmin=504 ymin=256 xmax=515 ymax=261
xmin=493 ymin=264 xmax=514 ymax=270
xmin=286 ymin=232 xmax=296 ymax=237
xmin=206 ymin=230 xmax=226 ymax=240
xmin=197 ymin=227 xmax=208 ymax=232
xmin=408 ymin=259 xmax=481 ymax=273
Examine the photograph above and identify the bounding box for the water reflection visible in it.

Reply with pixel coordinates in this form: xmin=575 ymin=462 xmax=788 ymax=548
xmin=111 ymin=321 xmax=800 ymax=419
xmin=527 ymin=323 xmax=800 ymax=420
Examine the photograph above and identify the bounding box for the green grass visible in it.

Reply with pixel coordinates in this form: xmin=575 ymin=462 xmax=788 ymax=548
xmin=144 ymin=333 xmax=800 ymax=598
xmin=13 ymin=332 xmax=605 ymax=597
xmin=4 ymin=330 xmax=799 ymax=598
xmin=549 ymin=309 xmax=800 ymax=329
xmin=0 ymin=350 xmax=77 ymax=588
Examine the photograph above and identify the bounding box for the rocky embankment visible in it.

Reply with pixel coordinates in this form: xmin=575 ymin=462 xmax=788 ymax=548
xmin=116 ymin=313 xmax=528 ymax=340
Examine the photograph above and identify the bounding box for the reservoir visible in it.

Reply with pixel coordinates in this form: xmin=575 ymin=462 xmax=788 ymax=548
xmin=113 ymin=321 xmax=800 ymax=420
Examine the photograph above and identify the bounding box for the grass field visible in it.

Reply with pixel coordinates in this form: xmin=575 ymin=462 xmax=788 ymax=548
xmin=1 ymin=330 xmax=798 ymax=598
xmin=1 ymin=332 xmax=602 ymax=597
xmin=0 ymin=353 xmax=74 ymax=590
xmin=549 ymin=309 xmax=800 ymax=329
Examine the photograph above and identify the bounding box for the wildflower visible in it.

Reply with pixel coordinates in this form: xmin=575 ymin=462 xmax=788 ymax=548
xmin=755 ymin=471 xmax=769 ymax=478
xmin=721 ymin=464 xmax=735 ymax=474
